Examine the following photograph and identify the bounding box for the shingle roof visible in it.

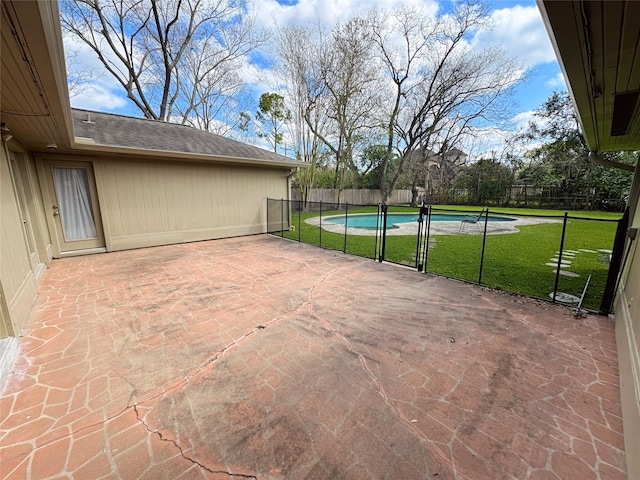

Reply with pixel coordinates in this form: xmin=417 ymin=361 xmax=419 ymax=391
xmin=71 ymin=108 xmax=302 ymax=166
xmin=406 ymin=147 xmax=467 ymax=162
xmin=447 ymin=147 xmax=467 ymax=157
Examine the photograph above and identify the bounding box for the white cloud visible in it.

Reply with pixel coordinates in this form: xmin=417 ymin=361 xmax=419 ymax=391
xmin=546 ymin=71 xmax=566 ymax=88
xmin=456 ymin=107 xmax=555 ymax=161
xmin=252 ymin=0 xmax=439 ymax=30
xmin=458 ymin=126 xmax=513 ymax=161
xmin=63 ymin=33 xmax=130 ymax=112
xmin=71 ymin=85 xmax=128 ymax=111
xmin=511 ymin=110 xmax=537 ymax=130
xmin=237 ymin=60 xmax=281 ymax=93
xmin=471 ymin=5 xmax=556 ymax=67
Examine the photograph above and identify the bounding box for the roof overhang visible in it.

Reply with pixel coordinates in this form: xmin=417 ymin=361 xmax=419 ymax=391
xmin=1 ymin=0 xmax=74 ymax=150
xmin=70 ymin=139 xmax=307 ymax=169
xmin=537 ymin=0 xmax=640 ymax=153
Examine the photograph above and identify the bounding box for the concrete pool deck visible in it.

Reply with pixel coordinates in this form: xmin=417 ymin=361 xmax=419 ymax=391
xmin=0 ymin=235 xmax=626 ymax=479
xmin=306 ymin=214 xmax=562 ymax=236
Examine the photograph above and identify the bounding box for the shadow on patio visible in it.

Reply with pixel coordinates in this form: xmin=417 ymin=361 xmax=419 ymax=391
xmin=0 ymin=235 xmax=627 ymax=479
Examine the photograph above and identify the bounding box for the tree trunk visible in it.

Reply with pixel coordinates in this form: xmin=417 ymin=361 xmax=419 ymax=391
xmin=410 ymin=180 xmax=420 ymax=207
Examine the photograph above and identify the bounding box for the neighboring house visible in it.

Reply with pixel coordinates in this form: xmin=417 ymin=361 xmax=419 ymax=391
xmin=406 ymin=147 xmax=468 ymax=201
xmin=0 ymin=0 xmax=303 ymax=339
xmin=538 ymin=0 xmax=640 ymax=477
xmin=423 ymin=148 xmax=468 ymax=198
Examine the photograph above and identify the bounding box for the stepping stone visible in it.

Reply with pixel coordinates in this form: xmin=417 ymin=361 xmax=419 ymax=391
xmin=598 ymin=249 xmax=613 ymax=253
xmin=549 ymin=292 xmax=580 ymax=303
xmin=579 ymin=249 xmax=597 ymax=253
xmin=553 ymin=270 xmax=580 ymax=278
xmin=546 ymin=262 xmax=570 ymax=267
xmin=550 ymin=258 xmax=572 ymax=265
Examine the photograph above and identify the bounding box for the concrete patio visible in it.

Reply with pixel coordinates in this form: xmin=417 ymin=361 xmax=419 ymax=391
xmin=0 ymin=235 xmax=627 ymax=479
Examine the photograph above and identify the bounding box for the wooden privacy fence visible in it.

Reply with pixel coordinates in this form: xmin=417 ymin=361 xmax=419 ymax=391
xmin=290 ymin=189 xmax=416 ymax=205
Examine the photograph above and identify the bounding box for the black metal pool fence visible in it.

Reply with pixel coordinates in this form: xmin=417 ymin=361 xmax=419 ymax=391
xmin=266 ymin=199 xmax=627 ymax=315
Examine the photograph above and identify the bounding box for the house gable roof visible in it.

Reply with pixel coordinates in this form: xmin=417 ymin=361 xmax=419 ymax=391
xmin=71 ymin=109 xmax=303 ymax=168
xmin=406 ymin=147 xmax=468 ymax=163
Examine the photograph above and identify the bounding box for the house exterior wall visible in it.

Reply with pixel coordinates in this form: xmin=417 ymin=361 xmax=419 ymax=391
xmin=13 ymin=151 xmax=54 ymax=266
xmin=615 ymin=165 xmax=640 ymax=480
xmin=34 ymin=155 xmax=289 ymax=254
xmin=0 ymin=144 xmax=50 ymax=337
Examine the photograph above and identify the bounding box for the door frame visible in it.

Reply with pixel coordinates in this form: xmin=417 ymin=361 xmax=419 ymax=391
xmin=36 ymin=155 xmax=106 ymax=257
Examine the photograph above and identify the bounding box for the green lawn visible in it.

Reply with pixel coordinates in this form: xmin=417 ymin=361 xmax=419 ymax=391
xmin=273 ymin=204 xmax=620 ymax=312
xmin=427 ymin=204 xmax=624 ymax=220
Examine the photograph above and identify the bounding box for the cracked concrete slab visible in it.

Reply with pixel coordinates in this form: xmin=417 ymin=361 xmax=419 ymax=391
xmin=0 ymin=235 xmax=627 ymax=479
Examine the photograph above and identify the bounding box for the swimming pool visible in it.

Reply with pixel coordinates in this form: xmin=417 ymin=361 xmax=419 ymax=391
xmin=324 ymin=213 xmax=516 ymax=229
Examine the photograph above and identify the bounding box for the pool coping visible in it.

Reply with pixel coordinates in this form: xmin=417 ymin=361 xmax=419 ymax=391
xmin=305 ymin=213 xmax=562 ymax=236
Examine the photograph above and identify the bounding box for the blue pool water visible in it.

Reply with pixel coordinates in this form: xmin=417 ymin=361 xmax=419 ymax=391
xmin=324 ymin=213 xmax=515 ymax=229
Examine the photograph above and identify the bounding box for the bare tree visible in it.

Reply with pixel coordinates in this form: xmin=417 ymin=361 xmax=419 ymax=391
xmin=64 ymin=43 xmax=99 ymax=98
xmin=275 ymin=24 xmax=329 ymax=206
xmin=369 ymin=2 xmax=521 ymax=203
xmin=175 ymin=20 xmax=256 ymax=134
xmin=310 ymin=18 xmax=381 ymax=197
xmin=276 ymin=20 xmax=383 ymax=203
xmin=60 ymin=0 xmax=265 ymax=127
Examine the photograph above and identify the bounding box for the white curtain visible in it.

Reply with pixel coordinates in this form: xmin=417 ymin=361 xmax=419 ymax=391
xmin=52 ymin=167 xmax=97 ymax=241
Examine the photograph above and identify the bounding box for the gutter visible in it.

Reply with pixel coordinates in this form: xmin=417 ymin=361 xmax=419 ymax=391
xmin=589 ymin=151 xmax=636 ymax=173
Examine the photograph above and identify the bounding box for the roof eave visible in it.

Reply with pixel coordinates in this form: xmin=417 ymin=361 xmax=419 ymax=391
xmin=38 ymin=0 xmax=75 ymax=148
xmin=71 ymin=139 xmax=309 ymax=169
xmin=536 ymin=0 xmax=599 ymax=152
xmin=1 ymin=0 xmax=75 ymax=149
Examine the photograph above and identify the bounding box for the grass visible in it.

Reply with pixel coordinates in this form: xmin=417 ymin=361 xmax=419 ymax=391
xmin=272 ymin=204 xmax=620 ymax=312
xmin=426 ymin=204 xmax=624 ymax=220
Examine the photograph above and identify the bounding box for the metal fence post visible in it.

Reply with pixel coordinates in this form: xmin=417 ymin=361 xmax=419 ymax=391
xmin=423 ymin=205 xmax=432 ymax=273
xmin=379 ymin=204 xmax=388 ymax=262
xmin=374 ymin=203 xmax=381 ymax=260
xmin=319 ymin=200 xmax=323 ymax=247
xmin=266 ymin=198 xmax=270 ymax=234
xmin=478 ymin=207 xmax=489 ymax=285
xmin=552 ymin=212 xmax=569 ymax=302
xmin=280 ymin=198 xmax=284 ymax=237
xmin=343 ymin=203 xmax=349 ymax=253
xmin=297 ymin=200 xmax=301 ymax=243
xmin=416 ymin=205 xmax=424 ymax=270
xmin=600 ymin=207 xmax=630 ymax=314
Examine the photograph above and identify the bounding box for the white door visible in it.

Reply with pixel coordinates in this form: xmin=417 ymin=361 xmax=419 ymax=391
xmin=45 ymin=161 xmax=105 ymax=253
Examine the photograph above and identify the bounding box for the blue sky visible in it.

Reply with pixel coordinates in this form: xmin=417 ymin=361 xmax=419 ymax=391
xmin=65 ymin=0 xmax=566 ymax=153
